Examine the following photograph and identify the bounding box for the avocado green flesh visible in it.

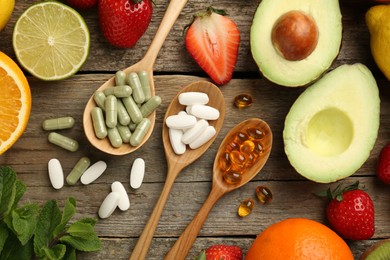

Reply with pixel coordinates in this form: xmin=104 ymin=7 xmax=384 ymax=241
xmin=283 ymin=64 xmax=380 ymax=183
xmin=250 ymin=0 xmax=342 ymax=87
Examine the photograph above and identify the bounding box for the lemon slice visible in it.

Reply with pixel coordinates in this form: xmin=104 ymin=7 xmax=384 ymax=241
xmin=12 ymin=1 xmax=90 ymax=81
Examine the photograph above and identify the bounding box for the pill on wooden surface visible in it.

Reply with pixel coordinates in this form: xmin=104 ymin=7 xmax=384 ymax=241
xmin=130 ymin=158 xmax=145 ymax=189
xmin=188 ymin=105 xmax=220 ymax=120
xmin=178 ymin=92 xmax=209 ymax=106
xmin=189 ymin=126 xmax=216 ymax=149
xmin=169 ymin=128 xmax=186 ymax=155
xmin=166 ymin=114 xmax=197 ymax=130
xmin=42 ymin=116 xmax=75 ymax=131
xmin=48 ymin=158 xmax=64 ymax=190
xmin=80 ymin=161 xmax=107 ymax=185
xmin=182 ymin=119 xmax=209 ymax=144
xmin=98 ymin=191 xmax=120 ymax=219
xmin=111 ymin=181 xmax=130 ymax=211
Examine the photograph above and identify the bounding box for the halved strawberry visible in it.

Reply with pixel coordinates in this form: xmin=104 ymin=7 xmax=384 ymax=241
xmin=185 ymin=7 xmax=240 ymax=85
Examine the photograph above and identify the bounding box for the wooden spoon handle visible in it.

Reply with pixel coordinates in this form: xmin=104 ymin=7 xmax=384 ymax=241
xmin=129 ymin=168 xmax=178 ymax=260
xmin=164 ymin=188 xmax=225 ymax=260
xmin=141 ymin=0 xmax=189 ymax=69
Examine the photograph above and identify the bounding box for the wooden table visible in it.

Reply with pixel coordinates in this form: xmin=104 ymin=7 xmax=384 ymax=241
xmin=1 ymin=0 xmax=389 ymax=259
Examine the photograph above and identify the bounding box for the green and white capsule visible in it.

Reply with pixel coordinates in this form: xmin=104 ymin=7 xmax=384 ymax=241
xmin=42 ymin=116 xmax=75 ymax=131
xmin=122 ymin=96 xmax=143 ymax=124
xmin=66 ymin=157 xmax=91 ymax=185
xmin=115 ymin=70 xmax=127 ymax=86
xmin=93 ymin=91 xmax=106 ymax=111
xmin=117 ymin=99 xmax=131 ymax=125
xmin=130 ymin=118 xmax=151 ymax=147
xmin=104 ymin=85 xmax=132 ymax=98
xmin=138 ymin=71 xmax=152 ymax=101
xmin=107 ymin=127 xmax=123 ymax=148
xmin=105 ymin=95 xmax=118 ymax=128
xmin=140 ymin=96 xmax=162 ymax=118
xmin=91 ymin=107 xmax=107 ymax=139
xmin=127 ymin=72 xmax=145 ymax=104
xmin=48 ymin=132 xmax=79 ymax=152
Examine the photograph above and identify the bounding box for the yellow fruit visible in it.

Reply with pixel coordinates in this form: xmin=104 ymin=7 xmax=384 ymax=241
xmin=0 ymin=0 xmax=15 ymax=31
xmin=245 ymin=218 xmax=354 ymax=260
xmin=0 ymin=51 xmax=31 ymax=155
xmin=366 ymin=5 xmax=390 ymax=81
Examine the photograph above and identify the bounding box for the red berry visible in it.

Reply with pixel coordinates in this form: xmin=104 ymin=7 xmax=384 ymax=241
xmin=325 ymin=183 xmax=375 ymax=240
xmin=377 ymin=142 xmax=390 ymax=184
xmin=66 ymin=0 xmax=97 ymax=10
xmin=185 ymin=7 xmax=240 ymax=85
xmin=98 ymin=0 xmax=153 ymax=48
xmin=204 ymin=244 xmax=242 ymax=260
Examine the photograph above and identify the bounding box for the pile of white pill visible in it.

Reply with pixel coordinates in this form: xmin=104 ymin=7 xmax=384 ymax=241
xmin=166 ymin=92 xmax=220 ymax=155
xmin=48 ymin=157 xmax=146 ymax=219
xmin=91 ymin=70 xmax=162 ymax=148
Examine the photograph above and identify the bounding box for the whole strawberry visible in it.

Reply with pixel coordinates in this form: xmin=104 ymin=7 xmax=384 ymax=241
xmin=324 ymin=182 xmax=375 ymax=240
xmin=98 ymin=0 xmax=153 ymax=48
xmin=377 ymin=142 xmax=390 ymax=184
xmin=197 ymin=244 xmax=242 ymax=260
xmin=185 ymin=7 xmax=240 ymax=85
xmin=66 ymin=0 xmax=97 ymax=9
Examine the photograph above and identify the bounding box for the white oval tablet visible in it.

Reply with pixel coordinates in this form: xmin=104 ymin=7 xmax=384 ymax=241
xmin=189 ymin=126 xmax=216 ymax=149
xmin=111 ymin=181 xmax=130 ymax=211
xmin=81 ymin=161 xmax=107 ymax=185
xmin=178 ymin=92 xmax=209 ymax=106
xmin=189 ymin=105 xmax=220 ymax=120
xmin=98 ymin=191 xmax=120 ymax=219
xmin=182 ymin=119 xmax=209 ymax=144
xmin=166 ymin=114 xmax=197 ymax=130
xmin=48 ymin=158 xmax=64 ymax=190
xmin=169 ymin=128 xmax=186 ymax=155
xmin=130 ymin=158 xmax=145 ymax=189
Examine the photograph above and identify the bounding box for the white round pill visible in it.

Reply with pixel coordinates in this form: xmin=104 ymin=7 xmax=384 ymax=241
xmin=80 ymin=161 xmax=107 ymax=185
xmin=98 ymin=191 xmax=120 ymax=219
xmin=189 ymin=105 xmax=220 ymax=120
xmin=169 ymin=128 xmax=186 ymax=155
xmin=130 ymin=158 xmax=145 ymax=189
xmin=189 ymin=126 xmax=217 ymax=149
xmin=111 ymin=181 xmax=130 ymax=211
xmin=182 ymin=119 xmax=209 ymax=144
xmin=178 ymin=92 xmax=209 ymax=106
xmin=48 ymin=158 xmax=64 ymax=190
xmin=166 ymin=114 xmax=197 ymax=130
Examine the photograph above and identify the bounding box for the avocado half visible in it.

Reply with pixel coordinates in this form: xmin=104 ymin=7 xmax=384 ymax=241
xmin=250 ymin=0 xmax=342 ymax=87
xmin=283 ymin=64 xmax=380 ymax=183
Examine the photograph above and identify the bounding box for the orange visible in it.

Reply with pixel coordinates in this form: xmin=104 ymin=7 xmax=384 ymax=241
xmin=245 ymin=218 xmax=354 ymax=260
xmin=0 ymin=51 xmax=31 ymax=154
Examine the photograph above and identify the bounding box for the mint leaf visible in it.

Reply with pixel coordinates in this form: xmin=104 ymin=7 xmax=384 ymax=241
xmin=10 ymin=203 xmax=40 ymax=245
xmin=34 ymin=200 xmax=62 ymax=258
xmin=60 ymin=233 xmax=101 ymax=252
xmin=53 ymin=197 xmax=76 ymax=237
xmin=63 ymin=246 xmax=76 ymax=260
xmin=0 ymin=223 xmax=8 ymax=255
xmin=0 ymin=232 xmax=33 ymax=260
xmin=42 ymin=244 xmax=66 ymax=260
xmin=66 ymin=222 xmax=97 ymax=240
xmin=0 ymin=166 xmax=17 ymax=219
xmin=77 ymin=217 xmax=97 ymax=226
xmin=12 ymin=179 xmax=26 ymax=208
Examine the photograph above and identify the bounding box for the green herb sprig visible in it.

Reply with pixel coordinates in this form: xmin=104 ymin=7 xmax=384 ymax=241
xmin=0 ymin=166 xmax=101 ymax=259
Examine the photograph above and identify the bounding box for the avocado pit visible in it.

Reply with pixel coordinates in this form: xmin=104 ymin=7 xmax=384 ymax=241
xmin=271 ymin=11 xmax=318 ymax=61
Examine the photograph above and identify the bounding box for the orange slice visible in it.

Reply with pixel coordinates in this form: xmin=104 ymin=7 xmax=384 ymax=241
xmin=0 ymin=51 xmax=31 ymax=154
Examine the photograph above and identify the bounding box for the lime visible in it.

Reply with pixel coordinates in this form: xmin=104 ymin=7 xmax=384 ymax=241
xmin=12 ymin=1 xmax=90 ymax=81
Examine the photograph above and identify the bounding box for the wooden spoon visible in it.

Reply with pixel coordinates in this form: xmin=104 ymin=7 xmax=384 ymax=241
xmin=83 ymin=0 xmax=189 ymax=155
xmin=165 ymin=118 xmax=273 ymax=260
xmin=129 ymin=81 xmax=226 ymax=260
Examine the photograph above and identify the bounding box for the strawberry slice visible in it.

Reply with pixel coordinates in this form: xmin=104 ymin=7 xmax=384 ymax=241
xmin=185 ymin=7 xmax=240 ymax=85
